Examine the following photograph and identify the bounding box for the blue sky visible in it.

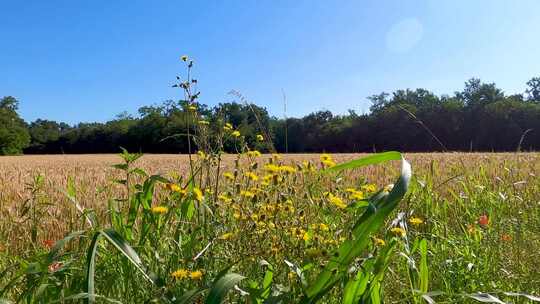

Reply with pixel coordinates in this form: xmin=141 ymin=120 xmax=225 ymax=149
xmin=1 ymin=0 xmax=540 ymax=124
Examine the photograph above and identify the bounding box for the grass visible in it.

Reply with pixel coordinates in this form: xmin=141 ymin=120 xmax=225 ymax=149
xmin=0 ymin=151 xmax=539 ymax=303
xmin=0 ymin=59 xmax=539 ymax=303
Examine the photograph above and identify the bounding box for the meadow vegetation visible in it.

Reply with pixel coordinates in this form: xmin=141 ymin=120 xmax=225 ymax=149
xmin=0 ymin=58 xmax=539 ymax=303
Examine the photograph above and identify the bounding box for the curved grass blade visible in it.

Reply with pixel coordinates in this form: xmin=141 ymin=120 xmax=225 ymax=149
xmin=323 ymin=151 xmax=402 ymax=173
xmin=175 ymin=288 xmax=207 ymax=304
xmin=86 ymin=229 xmax=156 ymax=303
xmin=47 ymin=230 xmax=85 ymax=262
xmin=466 ymin=293 xmax=505 ymax=303
xmin=205 ymin=273 xmax=245 ymax=304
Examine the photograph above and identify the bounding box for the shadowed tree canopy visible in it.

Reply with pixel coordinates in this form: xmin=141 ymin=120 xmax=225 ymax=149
xmin=2 ymin=76 xmax=539 ymax=155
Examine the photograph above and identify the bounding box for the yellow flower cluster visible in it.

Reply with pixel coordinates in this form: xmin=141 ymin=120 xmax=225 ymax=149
xmin=409 ymin=217 xmax=424 ymax=226
xmin=246 ymin=150 xmax=262 ymax=158
xmin=320 ymin=153 xmax=336 ymax=168
xmin=193 ymin=187 xmax=204 ymax=202
xmin=171 ymin=269 xmax=203 ymax=280
xmin=223 ymin=172 xmax=234 ymax=180
xmin=325 ymin=192 xmax=347 ymax=209
xmin=390 ymin=227 xmax=406 ymax=237
xmin=345 ymin=188 xmax=365 ymax=200
xmin=245 ymin=171 xmax=259 ymax=181
xmin=361 ymin=184 xmax=377 ymax=193
xmin=151 ymin=206 xmax=168 ymax=214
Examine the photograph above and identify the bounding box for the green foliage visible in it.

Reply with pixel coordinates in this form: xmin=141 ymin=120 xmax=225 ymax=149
xmin=0 ymin=96 xmax=30 ymax=155
xmin=2 ymin=76 xmax=537 ymax=155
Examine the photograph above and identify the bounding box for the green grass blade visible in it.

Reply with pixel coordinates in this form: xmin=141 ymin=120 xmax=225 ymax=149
xmin=205 ymin=273 xmax=245 ymax=304
xmin=85 ymin=229 xmax=156 ymax=303
xmin=324 ymin=151 xmax=402 ymax=172
xmin=419 ymin=239 xmax=429 ymax=294
xmin=176 ymin=288 xmax=206 ymax=304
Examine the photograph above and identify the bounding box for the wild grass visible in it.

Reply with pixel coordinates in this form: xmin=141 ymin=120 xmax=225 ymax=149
xmin=0 ymin=151 xmax=538 ymax=303
xmin=0 ymin=57 xmax=539 ymax=303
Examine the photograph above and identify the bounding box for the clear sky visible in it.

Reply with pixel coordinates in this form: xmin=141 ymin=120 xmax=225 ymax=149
xmin=1 ymin=0 xmax=540 ymax=124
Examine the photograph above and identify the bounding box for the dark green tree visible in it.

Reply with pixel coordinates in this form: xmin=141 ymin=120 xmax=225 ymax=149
xmin=0 ymin=96 xmax=31 ymax=155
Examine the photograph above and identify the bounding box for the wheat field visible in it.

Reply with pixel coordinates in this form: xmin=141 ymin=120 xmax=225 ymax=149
xmin=0 ymin=152 xmax=539 ymax=303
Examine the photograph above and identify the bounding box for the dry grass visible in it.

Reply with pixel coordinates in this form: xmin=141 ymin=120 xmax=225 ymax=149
xmin=1 ymin=152 xmax=538 ymax=252
xmin=0 ymin=152 xmax=539 ymax=302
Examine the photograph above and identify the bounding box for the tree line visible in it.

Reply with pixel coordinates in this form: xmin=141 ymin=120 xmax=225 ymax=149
xmin=1 ymin=77 xmax=539 ymax=155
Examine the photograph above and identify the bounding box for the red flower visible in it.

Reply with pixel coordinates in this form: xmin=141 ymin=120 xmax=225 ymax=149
xmin=43 ymin=239 xmax=55 ymax=249
xmin=478 ymin=215 xmax=489 ymax=227
xmin=48 ymin=261 xmax=63 ymax=273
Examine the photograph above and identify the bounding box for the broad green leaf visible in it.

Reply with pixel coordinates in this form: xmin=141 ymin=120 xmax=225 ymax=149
xmin=205 ymin=273 xmax=245 ymax=304
xmin=324 ymin=151 xmax=402 ymax=173
xmin=86 ymin=229 xmax=156 ymax=303
xmin=176 ymin=289 xmax=206 ymax=304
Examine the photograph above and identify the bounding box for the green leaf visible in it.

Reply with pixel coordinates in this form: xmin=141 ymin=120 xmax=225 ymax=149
xmin=176 ymin=288 xmax=206 ymax=304
xmin=205 ymin=273 xmax=246 ymax=304
xmin=324 ymin=151 xmax=402 ymax=173
xmin=47 ymin=230 xmax=85 ymax=262
xmin=86 ymin=229 xmax=157 ymax=303
xmin=419 ymin=239 xmax=429 ymax=293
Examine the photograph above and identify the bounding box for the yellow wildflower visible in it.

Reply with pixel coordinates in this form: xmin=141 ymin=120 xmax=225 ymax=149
xmin=197 ymin=150 xmax=206 ymax=159
xmin=245 ymin=172 xmax=259 ymax=181
xmin=165 ymin=183 xmax=182 ymax=193
xmin=193 ymin=188 xmax=204 ymax=202
xmin=190 ymin=270 xmax=203 ymax=280
xmin=390 ymin=227 xmax=406 ymax=237
xmin=223 ymin=172 xmax=234 ymax=180
xmin=361 ymin=184 xmax=377 ymax=193
xmin=319 ymin=223 xmax=329 ymax=231
xmin=218 ymin=194 xmax=232 ymax=203
xmin=231 ymin=130 xmax=241 ymax=137
xmin=409 ymin=217 xmax=424 ymax=226
xmin=256 ymin=134 xmax=264 ymax=141
xmin=171 ymin=268 xmax=189 ymax=279
xmin=373 ymin=237 xmax=386 ymax=246
xmin=279 ymin=165 xmax=297 ymax=173
xmin=349 ymin=190 xmax=365 ymax=200
xmin=223 ymin=123 xmax=233 ymax=131
xmin=322 ymin=159 xmax=336 ymax=168
xmin=303 ymin=232 xmax=311 ymax=241
xmin=180 ymin=55 xmax=188 ymax=62
xmin=264 ymin=163 xmax=280 ymax=173
xmin=320 ymin=153 xmax=333 ymax=162
xmin=151 ymin=206 xmax=168 ymax=214
xmin=240 ymin=190 xmax=255 ymax=199
xmin=247 ymin=150 xmax=262 ymax=157
xmin=328 ymin=194 xmax=347 ymax=209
